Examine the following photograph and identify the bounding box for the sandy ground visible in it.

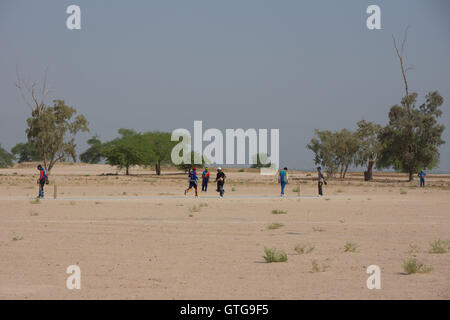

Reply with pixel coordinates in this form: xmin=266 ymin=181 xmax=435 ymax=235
xmin=0 ymin=163 xmax=449 ymax=300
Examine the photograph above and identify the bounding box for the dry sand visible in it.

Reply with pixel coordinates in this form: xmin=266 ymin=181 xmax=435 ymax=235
xmin=0 ymin=163 xmax=449 ymax=299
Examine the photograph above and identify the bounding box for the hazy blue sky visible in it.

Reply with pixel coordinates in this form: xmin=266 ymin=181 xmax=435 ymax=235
xmin=1 ymin=0 xmax=449 ymax=171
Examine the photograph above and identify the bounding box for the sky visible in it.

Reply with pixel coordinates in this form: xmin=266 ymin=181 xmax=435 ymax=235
xmin=1 ymin=0 xmax=449 ymax=171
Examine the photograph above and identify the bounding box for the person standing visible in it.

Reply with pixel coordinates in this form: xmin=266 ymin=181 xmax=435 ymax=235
xmin=317 ymin=166 xmax=327 ymax=196
xmin=279 ymin=167 xmax=289 ymax=197
xmin=215 ymin=167 xmax=226 ymax=198
xmin=418 ymin=170 xmax=426 ymax=188
xmin=184 ymin=166 xmax=199 ymax=197
xmin=202 ymin=167 xmax=210 ymax=192
xmin=37 ymin=164 xmax=48 ymax=198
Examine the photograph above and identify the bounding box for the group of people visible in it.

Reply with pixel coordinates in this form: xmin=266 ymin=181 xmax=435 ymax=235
xmin=183 ymin=166 xmax=328 ymax=198
xmin=34 ymin=163 xmax=428 ymax=199
xmin=184 ymin=167 xmax=226 ymax=198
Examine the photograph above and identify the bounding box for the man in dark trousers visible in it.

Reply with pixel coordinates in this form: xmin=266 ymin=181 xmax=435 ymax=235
xmin=215 ymin=167 xmax=226 ymax=198
xmin=317 ymin=166 xmax=327 ymax=196
xmin=37 ymin=164 xmax=48 ymax=198
xmin=202 ymin=167 xmax=210 ymax=192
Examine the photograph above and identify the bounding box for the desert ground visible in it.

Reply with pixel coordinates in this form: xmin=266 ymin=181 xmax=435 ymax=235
xmin=0 ymin=163 xmax=449 ymax=299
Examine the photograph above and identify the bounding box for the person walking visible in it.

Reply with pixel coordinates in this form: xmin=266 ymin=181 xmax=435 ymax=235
xmin=418 ymin=170 xmax=426 ymax=188
xmin=317 ymin=166 xmax=327 ymax=196
xmin=215 ymin=167 xmax=226 ymax=198
xmin=279 ymin=167 xmax=289 ymax=197
xmin=201 ymin=167 xmax=210 ymax=192
xmin=37 ymin=164 xmax=48 ymax=198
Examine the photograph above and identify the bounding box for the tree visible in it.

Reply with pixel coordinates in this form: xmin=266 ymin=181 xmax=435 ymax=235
xmin=354 ymin=120 xmax=382 ymax=181
xmin=175 ymin=151 xmax=210 ymax=173
xmin=377 ymin=29 xmax=446 ymax=181
xmin=143 ymin=132 xmax=177 ymax=175
xmin=80 ymin=135 xmax=103 ymax=164
xmin=250 ymin=153 xmax=272 ymax=168
xmin=11 ymin=142 xmax=41 ymax=163
xmin=102 ymin=130 xmax=154 ymax=175
xmin=334 ymin=129 xmax=360 ymax=178
xmin=0 ymin=144 xmax=14 ymax=168
xmin=307 ymin=130 xmax=340 ymax=178
xmin=26 ymin=99 xmax=89 ymax=171
xmin=377 ymin=91 xmax=445 ymax=181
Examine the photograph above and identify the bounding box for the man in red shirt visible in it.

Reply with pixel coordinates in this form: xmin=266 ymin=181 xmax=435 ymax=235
xmin=201 ymin=167 xmax=210 ymax=192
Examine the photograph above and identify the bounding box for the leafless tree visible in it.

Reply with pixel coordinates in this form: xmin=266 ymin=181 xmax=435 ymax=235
xmin=15 ymin=66 xmax=50 ymax=119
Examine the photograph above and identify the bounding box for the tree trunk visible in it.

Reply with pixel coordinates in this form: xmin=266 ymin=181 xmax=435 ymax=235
xmin=156 ymin=160 xmax=161 ymax=175
xmin=408 ymin=170 xmax=414 ymax=182
xmin=364 ymin=160 xmax=375 ymax=181
xmin=343 ymin=164 xmax=349 ymax=179
xmin=126 ymin=166 xmax=129 ymax=175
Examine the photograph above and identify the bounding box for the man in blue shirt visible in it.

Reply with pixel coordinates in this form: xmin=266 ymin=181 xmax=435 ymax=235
xmin=418 ymin=170 xmax=426 ymax=188
xmin=184 ymin=166 xmax=199 ymax=197
xmin=279 ymin=167 xmax=288 ymax=197
xmin=37 ymin=164 xmax=48 ymax=198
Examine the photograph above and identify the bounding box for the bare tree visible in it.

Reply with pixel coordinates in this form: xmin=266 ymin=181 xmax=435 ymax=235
xmin=15 ymin=66 xmax=50 ymax=119
xmin=392 ymin=27 xmax=414 ymax=112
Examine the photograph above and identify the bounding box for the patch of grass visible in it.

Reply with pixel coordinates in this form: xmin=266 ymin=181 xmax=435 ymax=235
xmin=69 ymin=201 xmax=76 ymax=206
xmin=30 ymin=211 xmax=39 ymax=216
xmin=189 ymin=205 xmax=201 ymax=213
xmin=400 ymin=189 xmax=408 ymax=195
xmin=267 ymin=222 xmax=284 ymax=230
xmin=263 ymin=247 xmax=288 ymax=263
xmin=343 ymin=241 xmax=359 ymax=253
xmin=402 ymin=258 xmax=432 ymax=274
xmin=429 ymin=239 xmax=450 ymax=254
xmin=292 ymin=186 xmax=300 ymax=193
xmin=408 ymin=243 xmax=420 ymax=254
xmin=408 ymin=185 xmax=418 ymax=189
xmin=95 ymin=201 xmax=102 ymax=205
xmin=238 ymin=168 xmax=245 ymax=172
xmin=12 ymin=236 xmax=24 ymax=241
xmin=295 ymin=243 xmax=315 ymax=254
xmin=30 ymin=198 xmax=41 ymax=204
xmin=306 ymin=173 xmax=311 ymax=177
xmin=312 ymin=226 xmax=325 ymax=232
xmin=271 ymin=209 xmax=287 ymax=215
xmin=311 ymin=260 xmax=329 ymax=273
xmin=231 ymin=186 xmax=236 ymax=192
xmin=324 ymin=198 xmax=331 ymax=201
xmin=199 ymin=202 xmax=208 ymax=208
xmin=336 ymin=188 xmax=343 ymax=193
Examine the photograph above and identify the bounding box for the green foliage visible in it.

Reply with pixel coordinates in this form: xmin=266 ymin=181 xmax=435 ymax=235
xmin=295 ymin=243 xmax=315 ymax=254
xmin=11 ymin=142 xmax=40 ymax=163
xmin=250 ymin=153 xmax=272 ymax=168
xmin=142 ymin=131 xmax=177 ymax=175
xmin=0 ymin=144 xmax=14 ymax=167
xmin=307 ymin=129 xmax=360 ymax=178
xmin=102 ymin=130 xmax=154 ymax=175
xmin=429 ymin=239 xmax=450 ymax=254
xmin=175 ymin=151 xmax=210 ymax=173
xmin=402 ymin=258 xmax=432 ymax=274
xmin=26 ymin=99 xmax=89 ymax=171
xmin=263 ymin=247 xmax=288 ymax=263
xmin=355 ymin=120 xmax=382 ymax=180
xmin=377 ymin=92 xmax=445 ymax=181
xmin=80 ymin=135 xmax=103 ymax=164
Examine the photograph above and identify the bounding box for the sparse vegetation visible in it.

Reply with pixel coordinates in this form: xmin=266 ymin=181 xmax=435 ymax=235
xmin=295 ymin=243 xmax=315 ymax=254
xmin=267 ymin=222 xmax=284 ymax=230
xmin=402 ymin=258 xmax=432 ymax=275
xmin=30 ymin=198 xmax=40 ymax=204
xmin=343 ymin=241 xmax=358 ymax=253
xmin=408 ymin=243 xmax=420 ymax=254
xmin=30 ymin=211 xmax=39 ymax=216
xmin=292 ymin=186 xmax=300 ymax=193
xmin=263 ymin=247 xmax=288 ymax=263
xmin=400 ymin=189 xmax=407 ymax=195
xmin=312 ymin=226 xmax=325 ymax=232
xmin=429 ymin=239 xmax=450 ymax=254
xmin=311 ymin=260 xmax=329 ymax=273
xmin=271 ymin=209 xmax=287 ymax=215
xmin=199 ymin=202 xmax=208 ymax=208
xmin=12 ymin=236 xmax=24 ymax=241
xmin=189 ymin=205 xmax=201 ymax=213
